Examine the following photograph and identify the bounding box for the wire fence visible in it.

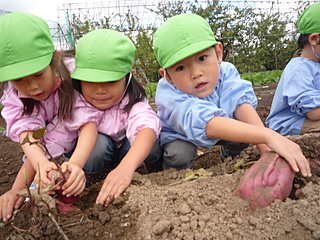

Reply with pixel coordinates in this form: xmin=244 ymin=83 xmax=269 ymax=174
xmin=52 ymin=0 xmax=319 ymax=49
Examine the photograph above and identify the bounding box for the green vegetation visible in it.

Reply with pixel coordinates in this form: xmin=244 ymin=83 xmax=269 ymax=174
xmin=145 ymin=82 xmax=158 ymax=98
xmin=68 ymin=0 xmax=311 ymax=84
xmin=240 ymin=70 xmax=283 ymax=86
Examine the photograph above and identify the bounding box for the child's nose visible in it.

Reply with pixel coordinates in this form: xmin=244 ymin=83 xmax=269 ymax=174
xmin=97 ymin=83 xmax=108 ymax=92
xmin=26 ymin=79 xmax=39 ymax=91
xmin=191 ymin=67 xmax=202 ymax=79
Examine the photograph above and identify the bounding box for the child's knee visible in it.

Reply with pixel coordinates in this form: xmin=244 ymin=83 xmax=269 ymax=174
xmin=163 ymin=140 xmax=197 ymax=170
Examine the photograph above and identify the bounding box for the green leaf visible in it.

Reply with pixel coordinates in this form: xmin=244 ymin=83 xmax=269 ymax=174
xmin=33 ymin=127 xmax=46 ymax=139
xmin=20 ymin=134 xmax=30 ymax=146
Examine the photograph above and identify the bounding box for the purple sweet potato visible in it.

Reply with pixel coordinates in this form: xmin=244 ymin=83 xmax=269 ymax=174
xmin=48 ymin=170 xmax=79 ymax=211
xmin=234 ymin=152 xmax=295 ymax=211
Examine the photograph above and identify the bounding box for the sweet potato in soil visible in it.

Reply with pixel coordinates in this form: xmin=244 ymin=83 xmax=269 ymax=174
xmin=0 ymin=83 xmax=320 ymax=240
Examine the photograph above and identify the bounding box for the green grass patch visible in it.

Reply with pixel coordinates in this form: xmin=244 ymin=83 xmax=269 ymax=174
xmin=145 ymin=82 xmax=158 ymax=98
xmin=240 ymin=70 xmax=283 ymax=86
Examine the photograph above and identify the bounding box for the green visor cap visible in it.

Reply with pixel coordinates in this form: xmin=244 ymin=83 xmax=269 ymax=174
xmin=297 ymin=2 xmax=320 ymax=34
xmin=71 ymin=29 xmax=136 ymax=82
xmin=0 ymin=12 xmax=54 ymax=82
xmin=153 ymin=13 xmax=218 ymax=69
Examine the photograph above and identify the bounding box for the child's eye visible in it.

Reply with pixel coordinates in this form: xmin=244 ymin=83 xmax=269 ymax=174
xmin=13 ymin=79 xmax=22 ymax=82
xmin=199 ymin=55 xmax=207 ymax=61
xmin=34 ymin=73 xmax=43 ymax=77
xmin=175 ymin=66 xmax=185 ymax=71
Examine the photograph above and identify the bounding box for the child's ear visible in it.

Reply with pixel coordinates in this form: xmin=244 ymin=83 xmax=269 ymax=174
xmin=309 ymin=33 xmax=320 ymax=46
xmin=159 ymin=68 xmax=165 ymax=78
xmin=159 ymin=68 xmax=173 ymax=83
xmin=215 ymin=42 xmax=223 ymax=64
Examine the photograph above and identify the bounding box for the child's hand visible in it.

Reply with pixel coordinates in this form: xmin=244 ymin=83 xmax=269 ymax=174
xmin=234 ymin=152 xmax=295 ymax=210
xmin=34 ymin=161 xmax=58 ymax=189
xmin=265 ymin=130 xmax=311 ymax=177
xmin=60 ymin=162 xmax=86 ymax=197
xmin=95 ymin=167 xmax=134 ymax=206
xmin=0 ymin=189 xmax=25 ymax=222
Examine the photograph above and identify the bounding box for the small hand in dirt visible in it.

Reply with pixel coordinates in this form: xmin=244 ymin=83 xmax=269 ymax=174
xmin=234 ymin=152 xmax=295 ymax=211
xmin=34 ymin=161 xmax=58 ymax=190
xmin=59 ymin=162 xmax=86 ymax=198
xmin=48 ymin=169 xmax=80 ymax=204
xmin=0 ymin=188 xmax=25 ymax=222
xmin=47 ymin=169 xmax=80 ymax=214
xmin=264 ymin=130 xmax=311 ymax=177
xmin=96 ymin=166 xmax=134 ymax=206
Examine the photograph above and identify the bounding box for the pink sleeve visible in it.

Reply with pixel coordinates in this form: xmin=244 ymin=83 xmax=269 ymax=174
xmin=126 ymin=99 xmax=161 ymax=145
xmin=1 ymin=84 xmax=55 ymax=142
xmin=43 ymin=118 xmax=78 ymax=159
xmin=64 ymin=93 xmax=102 ymax=131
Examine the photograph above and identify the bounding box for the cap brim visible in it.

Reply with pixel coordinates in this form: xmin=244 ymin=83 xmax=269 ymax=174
xmin=71 ymin=68 xmax=127 ymax=82
xmin=163 ymin=40 xmax=218 ymax=69
xmin=0 ymin=52 xmax=53 ymax=82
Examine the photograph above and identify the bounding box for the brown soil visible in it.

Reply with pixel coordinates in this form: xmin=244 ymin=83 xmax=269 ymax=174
xmin=1 ymin=83 xmax=320 ymax=240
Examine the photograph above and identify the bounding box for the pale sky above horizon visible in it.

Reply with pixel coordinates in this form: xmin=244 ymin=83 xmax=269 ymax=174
xmin=0 ymin=0 xmax=92 ymax=21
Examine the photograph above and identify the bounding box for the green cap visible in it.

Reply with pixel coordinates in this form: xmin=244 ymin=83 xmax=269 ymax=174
xmin=0 ymin=12 xmax=54 ymax=82
xmin=71 ymin=29 xmax=136 ymax=82
xmin=297 ymin=2 xmax=320 ymax=34
xmin=153 ymin=13 xmax=218 ymax=69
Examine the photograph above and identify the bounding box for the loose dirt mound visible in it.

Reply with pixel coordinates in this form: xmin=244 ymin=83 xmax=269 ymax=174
xmin=1 ymin=83 xmax=319 ymax=240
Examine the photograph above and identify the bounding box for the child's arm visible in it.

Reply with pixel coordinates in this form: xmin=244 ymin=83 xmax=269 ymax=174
xmin=233 ymin=103 xmax=271 ymax=154
xmin=206 ymin=116 xmax=311 ymax=177
xmin=60 ymin=122 xmax=98 ymax=197
xmin=19 ymin=132 xmax=57 ymax=187
xmin=0 ymin=160 xmax=35 ymax=222
xmin=306 ymin=107 xmax=320 ymax=121
xmin=96 ymin=128 xmax=157 ymax=206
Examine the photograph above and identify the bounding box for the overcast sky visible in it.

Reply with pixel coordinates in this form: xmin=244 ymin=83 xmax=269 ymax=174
xmin=0 ymin=0 xmax=85 ymax=21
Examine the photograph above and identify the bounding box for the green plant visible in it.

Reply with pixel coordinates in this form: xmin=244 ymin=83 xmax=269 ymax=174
xmin=240 ymin=70 xmax=283 ymax=86
xmin=145 ymin=82 xmax=158 ymax=98
xmin=19 ymin=128 xmax=79 ymax=213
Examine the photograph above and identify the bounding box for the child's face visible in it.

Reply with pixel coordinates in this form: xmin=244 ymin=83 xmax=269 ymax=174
xmin=80 ymin=76 xmax=127 ymax=110
xmin=10 ymin=65 xmax=56 ymax=101
xmin=161 ymin=44 xmax=223 ymax=98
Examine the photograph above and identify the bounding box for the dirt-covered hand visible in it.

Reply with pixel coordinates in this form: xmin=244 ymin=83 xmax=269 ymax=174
xmin=234 ymin=152 xmax=295 ymax=211
xmin=96 ymin=167 xmax=134 ymax=206
xmin=34 ymin=161 xmax=58 ymax=190
xmin=60 ymin=162 xmax=86 ymax=197
xmin=0 ymin=189 xmax=25 ymax=222
xmin=47 ymin=169 xmax=79 ymax=205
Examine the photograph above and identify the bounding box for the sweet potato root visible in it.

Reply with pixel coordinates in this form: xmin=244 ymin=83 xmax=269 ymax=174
xmin=234 ymin=152 xmax=295 ymax=211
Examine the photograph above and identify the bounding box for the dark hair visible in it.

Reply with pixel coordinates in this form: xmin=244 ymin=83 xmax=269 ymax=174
xmin=297 ymin=34 xmax=311 ymax=49
xmin=297 ymin=33 xmax=320 ymax=49
xmin=72 ymin=73 xmax=147 ymax=112
xmin=0 ymin=50 xmax=74 ymax=121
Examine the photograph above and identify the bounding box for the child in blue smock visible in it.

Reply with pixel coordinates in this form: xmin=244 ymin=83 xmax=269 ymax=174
xmin=153 ymin=13 xmax=311 ymax=177
xmin=266 ymin=3 xmax=320 ymax=136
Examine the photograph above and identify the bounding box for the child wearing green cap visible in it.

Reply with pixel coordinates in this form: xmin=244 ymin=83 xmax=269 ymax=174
xmin=66 ymin=29 xmax=162 ymax=206
xmin=0 ymin=12 xmax=97 ymax=221
xmin=153 ymin=13 xmax=311 ymax=177
xmin=266 ymin=2 xmax=320 ymax=136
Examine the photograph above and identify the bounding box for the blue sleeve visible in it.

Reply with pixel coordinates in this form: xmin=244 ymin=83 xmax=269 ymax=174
xmin=218 ymin=62 xmax=257 ymax=117
xmin=266 ymin=58 xmax=320 ymax=135
xmin=283 ymin=60 xmax=320 ymax=115
xmin=156 ymin=78 xmax=228 ymax=148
